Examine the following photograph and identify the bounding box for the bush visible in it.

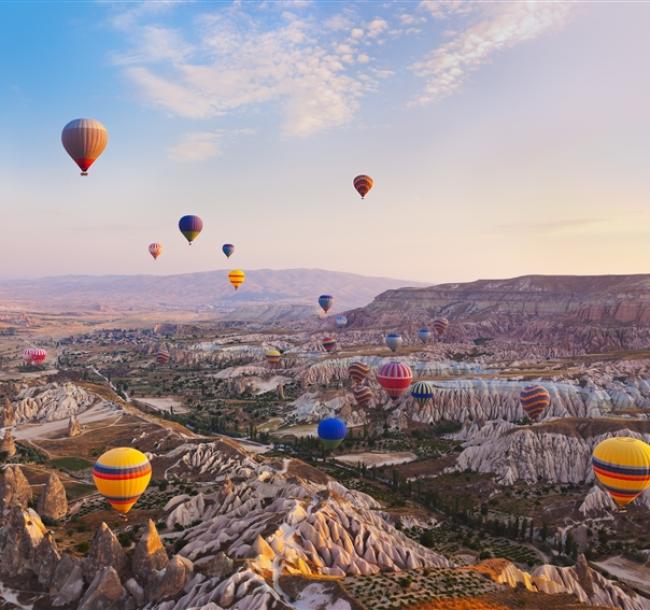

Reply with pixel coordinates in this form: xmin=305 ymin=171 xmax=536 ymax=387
xmin=420 ymin=529 xmax=435 ymax=548
xmin=75 ymin=542 xmax=90 ymax=554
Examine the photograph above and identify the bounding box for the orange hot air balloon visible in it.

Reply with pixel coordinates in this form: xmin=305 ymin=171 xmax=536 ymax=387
xmin=228 ymin=269 xmax=246 ymax=290
xmin=353 ymin=174 xmax=374 ymax=199
xmin=148 ymin=243 xmax=163 ymax=261
xmin=61 ymin=119 xmax=108 ymax=176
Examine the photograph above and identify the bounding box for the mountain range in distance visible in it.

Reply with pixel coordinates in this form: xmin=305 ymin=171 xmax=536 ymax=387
xmin=0 ymin=268 xmax=427 ymax=314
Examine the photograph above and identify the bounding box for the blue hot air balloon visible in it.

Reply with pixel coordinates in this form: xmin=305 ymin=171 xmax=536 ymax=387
xmin=178 ymin=215 xmax=203 ymax=245
xmin=336 ymin=315 xmax=348 ymax=328
xmin=317 ymin=417 xmax=347 ymax=450
xmin=318 ymin=294 xmax=334 ymax=314
xmin=385 ymin=332 xmax=403 ymax=353
xmin=222 ymin=243 xmax=235 ymax=258
xmin=411 ymin=381 xmax=434 ymax=406
xmin=418 ymin=328 xmax=432 ymax=344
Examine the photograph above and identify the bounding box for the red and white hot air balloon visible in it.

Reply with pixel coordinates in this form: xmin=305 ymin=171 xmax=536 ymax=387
xmin=61 ymin=119 xmax=108 ymax=176
xmin=433 ymin=317 xmax=449 ymax=336
xmin=376 ymin=361 xmax=413 ymax=401
xmin=148 ymin=243 xmax=163 ymax=261
xmin=24 ymin=347 xmax=47 ymax=366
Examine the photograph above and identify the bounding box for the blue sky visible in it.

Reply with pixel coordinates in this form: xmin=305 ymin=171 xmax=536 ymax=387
xmin=2 ymin=1 xmax=650 ymax=283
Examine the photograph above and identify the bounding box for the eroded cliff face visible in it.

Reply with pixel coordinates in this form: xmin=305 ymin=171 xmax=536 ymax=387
xmin=12 ymin=382 xmax=103 ymax=423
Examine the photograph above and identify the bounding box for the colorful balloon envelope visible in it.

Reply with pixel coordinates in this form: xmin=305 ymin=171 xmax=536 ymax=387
xmin=317 ymin=417 xmax=347 ymax=450
xmin=336 ymin=315 xmax=348 ymax=328
xmin=418 ymin=328 xmax=432 ymax=344
xmin=352 ymin=384 xmax=373 ymax=408
xmin=353 ymin=174 xmax=374 ymax=199
xmin=266 ymin=349 xmax=282 ymax=368
xmin=148 ymin=243 xmax=163 ymax=261
xmin=377 ymin=361 xmax=413 ymax=401
xmin=385 ymin=333 xmax=403 ymax=353
xmin=228 ymin=269 xmax=246 ymax=290
xmin=322 ymin=337 xmax=337 ymax=353
xmin=156 ymin=348 xmax=170 ymax=365
xmin=23 ymin=348 xmax=47 ymax=366
xmin=222 ymin=243 xmax=235 ymax=258
xmin=61 ymin=118 xmax=108 ymax=176
xmin=592 ymin=437 xmax=650 ymax=508
xmin=92 ymin=447 xmax=152 ymax=514
xmin=411 ymin=381 xmax=434 ymax=406
xmin=520 ymin=385 xmax=550 ymax=421
xmin=348 ymin=361 xmax=370 ymax=384
xmin=318 ymin=294 xmax=334 ymax=314
xmin=178 ymin=215 xmax=203 ymax=245
xmin=433 ymin=318 xmax=449 ymax=336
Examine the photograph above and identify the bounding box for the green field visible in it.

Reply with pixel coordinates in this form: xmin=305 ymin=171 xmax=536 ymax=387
xmin=50 ymin=456 xmax=94 ymax=471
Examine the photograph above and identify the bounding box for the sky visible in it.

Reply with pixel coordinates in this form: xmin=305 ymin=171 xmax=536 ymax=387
xmin=1 ymin=0 xmax=650 ymax=284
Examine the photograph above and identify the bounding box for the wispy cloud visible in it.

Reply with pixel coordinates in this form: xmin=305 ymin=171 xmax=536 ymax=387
xmin=113 ymin=7 xmax=385 ymax=137
xmin=411 ymin=1 xmax=573 ymax=105
xmin=168 ymin=128 xmax=254 ymax=162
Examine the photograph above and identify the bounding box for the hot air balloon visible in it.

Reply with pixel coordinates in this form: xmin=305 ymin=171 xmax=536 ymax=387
xmin=385 ymin=332 xmax=403 ymax=353
xmin=318 ymin=295 xmax=334 ymax=314
xmin=178 ymin=215 xmax=203 ymax=245
xmin=92 ymin=447 xmax=152 ymax=514
xmin=266 ymin=349 xmax=282 ymax=368
xmin=418 ymin=328 xmax=431 ymax=344
xmin=353 ymin=174 xmax=374 ymax=199
xmin=433 ymin=318 xmax=449 ymax=336
xmin=322 ymin=337 xmax=337 ymax=353
xmin=411 ymin=381 xmax=434 ymax=406
xmin=519 ymin=385 xmax=551 ymax=421
xmin=148 ymin=243 xmax=163 ymax=261
xmin=377 ymin=361 xmax=413 ymax=401
xmin=317 ymin=417 xmax=347 ymax=450
xmin=348 ymin=362 xmax=370 ymax=384
xmin=228 ymin=269 xmax=246 ymax=290
xmin=156 ymin=347 xmax=170 ymax=365
xmin=23 ymin=348 xmax=47 ymax=366
xmin=352 ymin=384 xmax=373 ymax=408
xmin=61 ymin=118 xmax=108 ymax=176
xmin=592 ymin=437 xmax=650 ymax=508
xmin=222 ymin=244 xmax=235 ymax=258
xmin=336 ymin=315 xmax=348 ymax=328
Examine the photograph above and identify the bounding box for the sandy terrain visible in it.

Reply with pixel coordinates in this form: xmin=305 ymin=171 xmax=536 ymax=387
xmin=137 ymin=396 xmax=188 ymax=414
xmin=334 ymin=452 xmax=417 ymax=468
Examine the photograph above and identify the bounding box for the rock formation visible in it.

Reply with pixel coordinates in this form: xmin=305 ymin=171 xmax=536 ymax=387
xmin=77 ymin=566 xmax=130 ymax=610
xmin=0 ymin=464 xmax=32 ymax=511
xmin=0 ymin=428 xmax=16 ymax=458
xmin=37 ymin=472 xmax=68 ymax=521
xmin=132 ymin=519 xmax=168 ymax=586
xmin=68 ymin=413 xmax=81 ymax=437
xmin=83 ymin=522 xmax=127 ymax=583
xmin=50 ymin=554 xmax=84 ymax=606
xmin=13 ymin=382 xmax=101 ymax=424
xmin=0 ymin=398 xmax=15 ymax=428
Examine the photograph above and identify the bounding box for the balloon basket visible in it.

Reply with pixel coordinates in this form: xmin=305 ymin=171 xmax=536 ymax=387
xmin=80 ymin=172 xmax=88 ymax=176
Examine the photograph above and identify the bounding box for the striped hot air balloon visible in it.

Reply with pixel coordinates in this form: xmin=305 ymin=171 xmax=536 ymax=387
xmin=222 ymin=243 xmax=235 ymax=258
xmin=317 ymin=417 xmax=347 ymax=450
xmin=336 ymin=315 xmax=348 ymax=328
xmin=348 ymin=362 xmax=370 ymax=384
xmin=592 ymin=437 xmax=650 ymax=508
xmin=322 ymin=337 xmax=337 ymax=353
xmin=411 ymin=381 xmax=434 ymax=406
xmin=433 ymin=318 xmax=449 ymax=336
xmin=228 ymin=269 xmax=246 ymax=290
xmin=148 ymin=243 xmax=163 ymax=261
xmin=92 ymin=447 xmax=152 ymax=514
xmin=519 ymin=385 xmax=551 ymax=421
xmin=178 ymin=215 xmax=203 ymax=245
xmin=377 ymin=361 xmax=413 ymax=401
xmin=266 ymin=349 xmax=282 ymax=368
xmin=318 ymin=294 xmax=334 ymax=314
xmin=385 ymin=332 xmax=403 ymax=353
xmin=418 ymin=328 xmax=432 ymax=344
xmin=353 ymin=174 xmax=374 ymax=199
xmin=24 ymin=348 xmax=47 ymax=366
xmin=352 ymin=384 xmax=373 ymax=408
xmin=156 ymin=347 xmax=170 ymax=365
xmin=61 ymin=118 xmax=108 ymax=176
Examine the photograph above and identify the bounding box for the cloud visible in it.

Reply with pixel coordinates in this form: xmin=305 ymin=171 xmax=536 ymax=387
xmin=418 ymin=0 xmax=475 ymax=19
xmin=411 ymin=1 xmax=572 ymax=105
xmin=116 ymin=8 xmax=379 ymax=136
xmin=168 ymin=131 xmax=223 ymax=162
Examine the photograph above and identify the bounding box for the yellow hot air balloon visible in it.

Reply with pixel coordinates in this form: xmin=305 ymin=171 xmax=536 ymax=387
xmin=228 ymin=269 xmax=245 ymax=290
xmin=592 ymin=437 xmax=650 ymax=508
xmin=92 ymin=447 xmax=152 ymax=514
